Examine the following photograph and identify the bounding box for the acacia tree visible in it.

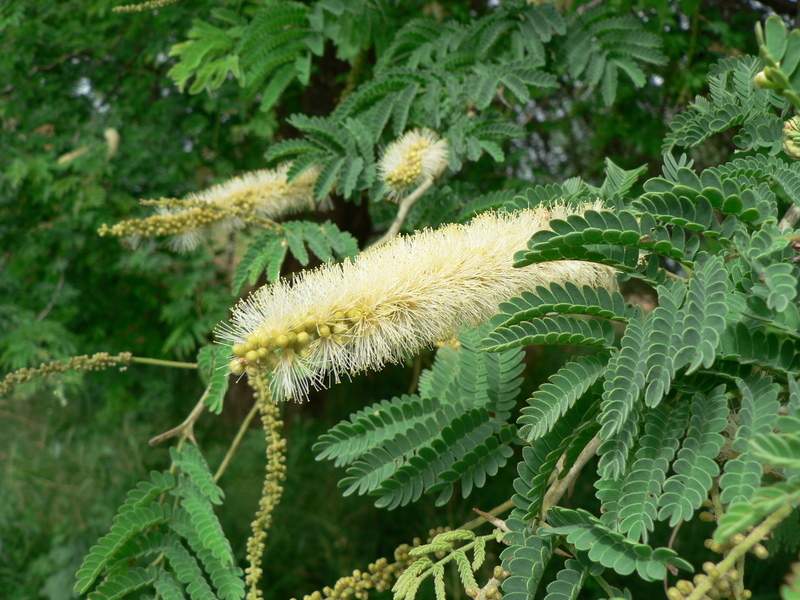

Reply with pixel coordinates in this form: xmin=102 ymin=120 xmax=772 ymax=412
xmin=4 ymin=1 xmax=800 ymax=600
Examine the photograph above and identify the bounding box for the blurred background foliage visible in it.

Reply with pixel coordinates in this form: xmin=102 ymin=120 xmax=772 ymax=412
xmin=0 ymin=0 xmax=792 ymax=599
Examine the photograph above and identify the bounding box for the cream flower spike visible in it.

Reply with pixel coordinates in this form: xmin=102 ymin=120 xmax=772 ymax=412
xmin=98 ymin=163 xmax=326 ymax=251
xmin=378 ymin=128 xmax=449 ymax=200
xmin=167 ymin=163 xmax=326 ymax=251
xmin=217 ymin=202 xmax=617 ymax=401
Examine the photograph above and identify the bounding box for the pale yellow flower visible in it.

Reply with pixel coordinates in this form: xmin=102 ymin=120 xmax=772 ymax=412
xmin=784 ymin=116 xmax=800 ymax=160
xmin=99 ymin=163 xmax=326 ymax=250
xmin=217 ymin=203 xmax=617 ymax=401
xmin=378 ymin=128 xmax=449 ymax=200
xmin=167 ymin=164 xmax=325 ymax=251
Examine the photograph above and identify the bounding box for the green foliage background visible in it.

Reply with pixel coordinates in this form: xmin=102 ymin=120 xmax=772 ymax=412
xmin=3 ymin=1 xmax=800 ymax=600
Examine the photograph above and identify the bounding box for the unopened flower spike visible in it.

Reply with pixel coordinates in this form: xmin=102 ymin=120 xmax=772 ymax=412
xmin=217 ymin=203 xmax=617 ymax=401
xmin=98 ymin=163 xmax=327 ymax=251
xmin=379 ymin=128 xmax=449 ymax=200
xmin=784 ymin=116 xmax=800 ymax=160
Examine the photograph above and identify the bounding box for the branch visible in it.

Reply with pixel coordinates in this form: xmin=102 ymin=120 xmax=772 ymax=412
xmin=541 ymin=435 xmax=603 ymax=518
xmin=373 ymin=178 xmax=435 ymax=247
xmin=148 ymin=387 xmax=208 ymax=445
xmin=130 ymin=356 xmax=197 ymax=369
xmin=779 ymin=204 xmax=800 ymax=230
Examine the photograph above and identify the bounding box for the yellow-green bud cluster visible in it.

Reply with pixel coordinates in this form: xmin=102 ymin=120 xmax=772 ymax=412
xmin=98 ymin=201 xmax=237 ymax=240
xmin=384 ymin=139 xmax=427 ymax=191
xmin=229 ymin=309 xmax=363 ymax=379
xmin=292 ymin=548 xmax=418 ymax=600
xmin=291 ymin=528 xmax=456 ymax=600
xmin=378 ymin=128 xmax=449 ymax=200
xmin=113 ymin=0 xmax=178 ymax=13
xmin=245 ymin=378 xmax=287 ymax=600
xmin=668 ymin=566 xmax=748 ymax=600
xmin=0 ymin=352 xmax=133 ymax=397
xmin=99 ymin=163 xmax=324 ymax=251
xmin=785 ymin=116 xmax=800 ymax=160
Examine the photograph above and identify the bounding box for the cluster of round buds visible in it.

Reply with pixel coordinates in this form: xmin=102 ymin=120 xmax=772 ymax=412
xmin=699 ymin=497 xmax=717 ymax=522
xmin=703 ymin=533 xmax=769 ymax=559
xmin=245 ymin=380 xmax=288 ymax=600
xmin=292 ymin=542 xmax=423 ymax=600
xmin=98 ymin=199 xmax=243 ymax=243
xmin=466 ymin=565 xmax=507 ymax=600
xmin=667 ymin=563 xmax=750 ymax=600
xmin=229 ymin=310 xmax=360 ymax=377
xmin=0 ymin=352 xmax=132 ymax=397
xmin=784 ymin=116 xmax=800 ymax=160
xmin=378 ymin=128 xmax=449 ymax=200
xmin=218 ymin=205 xmax=618 ymax=401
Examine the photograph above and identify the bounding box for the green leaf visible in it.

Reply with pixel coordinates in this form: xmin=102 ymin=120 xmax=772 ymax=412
xmin=543 ymin=508 xmax=692 ymax=581
xmin=491 ymin=282 xmax=638 ymax=329
xmin=543 ymin=560 xmax=587 ymax=600
xmin=500 ymin=523 xmax=553 ymax=600
xmin=715 ymin=483 xmax=800 ymax=543
xmin=719 ymin=375 xmax=780 ymax=504
xmin=658 ymin=386 xmax=729 ymax=526
xmin=171 ymin=445 xmax=225 ymax=505
xmin=87 ymin=566 xmax=159 ymax=600
xmin=197 ymin=345 xmax=230 ymax=414
xmin=75 ymin=505 xmax=171 ymax=593
xmin=518 ymin=354 xmax=609 ymax=441
xmin=611 ymin=402 xmax=690 ymax=543
xmin=483 ymin=316 xmax=615 ymax=353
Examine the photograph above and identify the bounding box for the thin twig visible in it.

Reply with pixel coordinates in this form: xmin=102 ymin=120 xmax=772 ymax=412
xmin=462 ymin=436 xmax=602 ymax=533
xmin=461 ymin=499 xmax=514 ymax=531
xmin=779 ymin=204 xmax=800 ymax=230
xmin=214 ymin=399 xmax=262 ymax=482
xmin=373 ymin=178 xmax=435 ymax=247
xmin=667 ymin=518 xmax=684 ymax=550
xmin=130 ymin=356 xmax=198 ymax=369
xmin=36 ymin=270 xmax=66 ymax=322
xmin=149 ymin=387 xmax=209 ymax=445
xmin=471 ymin=508 xmax=510 ymax=532
xmin=541 ymin=435 xmax=603 ymax=518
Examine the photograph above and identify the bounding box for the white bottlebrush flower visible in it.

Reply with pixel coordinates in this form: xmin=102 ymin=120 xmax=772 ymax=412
xmin=168 ymin=163 xmax=326 ymax=251
xmin=99 ymin=163 xmax=326 ymax=251
xmin=217 ymin=203 xmax=617 ymax=401
xmin=378 ymin=128 xmax=449 ymax=200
